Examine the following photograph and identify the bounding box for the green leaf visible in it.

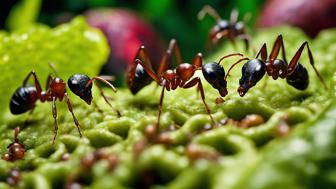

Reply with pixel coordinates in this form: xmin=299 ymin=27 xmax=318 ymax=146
xmin=0 ymin=17 xmax=109 ymax=121
xmin=6 ymin=0 xmax=41 ymax=31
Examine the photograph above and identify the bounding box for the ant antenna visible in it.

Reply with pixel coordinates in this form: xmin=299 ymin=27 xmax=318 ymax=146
xmin=230 ymin=8 xmax=239 ymax=24
xmin=48 ymin=62 xmax=59 ymax=77
xmin=198 ymin=5 xmax=221 ymax=21
xmin=218 ymin=53 xmax=244 ymax=64
xmin=225 ymin=57 xmax=249 ymax=80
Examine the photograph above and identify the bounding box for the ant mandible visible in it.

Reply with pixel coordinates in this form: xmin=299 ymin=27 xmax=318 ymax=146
xmin=127 ymin=38 xmax=244 ymax=133
xmin=2 ymin=127 xmax=25 ymax=162
xmin=10 ymin=65 xmax=117 ymax=143
xmin=198 ymin=5 xmax=251 ymax=50
xmin=236 ymin=34 xmax=328 ymax=96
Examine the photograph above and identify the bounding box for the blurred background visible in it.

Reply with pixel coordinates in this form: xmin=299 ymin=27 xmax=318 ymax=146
xmin=1 ymin=0 xmax=336 ymax=85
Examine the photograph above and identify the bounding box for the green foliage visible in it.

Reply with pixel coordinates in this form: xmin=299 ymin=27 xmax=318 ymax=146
xmin=0 ymin=17 xmax=109 ymax=120
xmin=6 ymin=0 xmax=41 ymax=31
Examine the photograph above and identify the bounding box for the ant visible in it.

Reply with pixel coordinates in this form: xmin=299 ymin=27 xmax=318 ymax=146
xmin=9 ymin=65 xmax=118 ymax=143
xmin=66 ymin=149 xmax=118 ymax=189
xmin=236 ymin=34 xmax=328 ymax=96
xmin=6 ymin=168 xmax=21 ymax=186
xmin=127 ymin=38 xmax=245 ymax=134
xmin=2 ymin=127 xmax=26 ymax=162
xmin=198 ymin=5 xmax=251 ymax=50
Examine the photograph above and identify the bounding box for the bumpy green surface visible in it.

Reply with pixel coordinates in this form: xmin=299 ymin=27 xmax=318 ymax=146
xmin=1 ymin=25 xmax=336 ymax=189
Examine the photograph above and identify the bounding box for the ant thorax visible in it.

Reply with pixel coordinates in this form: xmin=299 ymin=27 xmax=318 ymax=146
xmin=50 ymin=77 xmax=66 ymax=99
xmin=162 ymin=69 xmax=176 ymax=81
xmin=265 ymin=59 xmax=288 ymax=79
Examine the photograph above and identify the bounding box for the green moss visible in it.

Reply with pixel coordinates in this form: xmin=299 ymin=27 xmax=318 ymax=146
xmin=1 ymin=25 xmax=336 ymax=188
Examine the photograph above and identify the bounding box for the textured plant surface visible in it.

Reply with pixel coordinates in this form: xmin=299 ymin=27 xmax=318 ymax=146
xmin=0 ymin=24 xmax=336 ymax=189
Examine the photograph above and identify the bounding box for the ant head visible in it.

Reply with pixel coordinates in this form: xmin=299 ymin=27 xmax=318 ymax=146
xmin=238 ymin=59 xmax=266 ymax=97
xmin=68 ymin=74 xmax=93 ymax=104
xmin=210 ymin=20 xmax=230 ymax=40
xmin=202 ymin=62 xmax=228 ymax=97
xmin=233 ymin=21 xmax=245 ymax=35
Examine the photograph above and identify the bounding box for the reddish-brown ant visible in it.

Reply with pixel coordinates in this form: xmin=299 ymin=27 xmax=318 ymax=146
xmin=235 ymin=35 xmax=328 ymax=96
xmin=6 ymin=168 xmax=21 ymax=186
xmin=198 ymin=5 xmax=251 ymax=50
xmin=127 ymin=38 xmax=244 ymax=134
xmin=2 ymin=127 xmax=26 ymax=162
xmin=10 ymin=65 xmax=117 ymax=143
xmin=80 ymin=149 xmax=118 ymax=171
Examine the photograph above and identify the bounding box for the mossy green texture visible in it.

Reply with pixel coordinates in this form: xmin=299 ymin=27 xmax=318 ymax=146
xmin=0 ymin=16 xmax=109 ymax=120
xmin=0 ymin=26 xmax=336 ymax=189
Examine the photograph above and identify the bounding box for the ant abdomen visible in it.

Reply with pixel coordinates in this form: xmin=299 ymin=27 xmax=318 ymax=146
xmin=286 ymin=63 xmax=309 ymax=90
xmin=68 ymin=74 xmax=93 ymax=104
xmin=10 ymin=86 xmax=38 ymax=114
xmin=128 ymin=64 xmax=153 ymax=94
xmin=202 ymin=62 xmax=228 ymax=97
xmin=238 ymin=59 xmax=266 ymax=96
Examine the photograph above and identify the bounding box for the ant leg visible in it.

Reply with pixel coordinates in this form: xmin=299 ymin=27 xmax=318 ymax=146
xmin=192 ymin=53 xmax=203 ymax=68
xmin=230 ymin=9 xmax=239 ymax=24
xmin=89 ymin=80 xmax=121 ymax=117
xmin=255 ymin=43 xmax=267 ymax=62
xmin=237 ymin=34 xmax=251 ymax=51
xmin=157 ymin=39 xmax=183 ymax=76
xmin=269 ymin=35 xmax=287 ymax=65
xmin=288 ymin=42 xmax=328 ymax=90
xmin=48 ymin=62 xmax=59 ymax=77
xmin=167 ymin=38 xmax=183 ymax=65
xmin=128 ymin=46 xmax=160 ymax=85
xmin=45 ymin=73 xmax=53 ymax=90
xmin=52 ymin=96 xmax=58 ymax=144
xmin=225 ymin=58 xmax=250 ymax=80
xmin=198 ymin=5 xmax=221 ymax=21
xmin=156 ymin=81 xmax=167 ymax=133
xmin=22 ymin=71 xmax=42 ymax=95
xmin=212 ymin=30 xmax=230 ymax=45
xmin=243 ymin=12 xmax=252 ymax=23
xmin=64 ymin=93 xmax=82 ymax=138
xmin=135 ymin=59 xmax=161 ymax=84
xmin=24 ymin=108 xmax=35 ymax=126
xmin=183 ymin=77 xmax=216 ymax=125
xmin=92 ymin=101 xmax=103 ymax=113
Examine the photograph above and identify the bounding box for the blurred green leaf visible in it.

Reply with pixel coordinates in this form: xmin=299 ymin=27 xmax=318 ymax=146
xmin=0 ymin=17 xmax=109 ymax=120
xmin=6 ymin=0 xmax=41 ymax=31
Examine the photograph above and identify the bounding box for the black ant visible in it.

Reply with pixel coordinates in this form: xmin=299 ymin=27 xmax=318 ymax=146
xmin=127 ymin=38 xmax=244 ymax=134
xmin=2 ymin=127 xmax=25 ymax=162
xmin=235 ymin=34 xmax=328 ymax=96
xmin=198 ymin=5 xmax=251 ymax=50
xmin=9 ymin=65 xmax=118 ymax=143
